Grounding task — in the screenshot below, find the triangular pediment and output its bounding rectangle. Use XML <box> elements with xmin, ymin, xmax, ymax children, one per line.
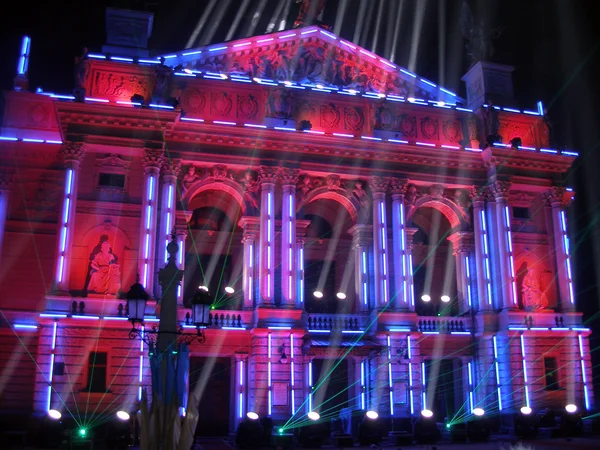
<box><xmin>158</xmin><ymin>26</ymin><xmax>462</xmax><ymax>104</ymax></box>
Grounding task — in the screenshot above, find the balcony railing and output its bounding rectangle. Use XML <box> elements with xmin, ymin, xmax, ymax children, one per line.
<box><xmin>417</xmin><ymin>316</ymin><xmax>471</xmax><ymax>333</ymax></box>
<box><xmin>306</xmin><ymin>314</ymin><xmax>367</xmax><ymax>331</ymax></box>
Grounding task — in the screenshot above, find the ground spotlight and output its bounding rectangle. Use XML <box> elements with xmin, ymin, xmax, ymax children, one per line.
<box><xmin>199</xmin><ymin>285</ymin><xmax>209</xmax><ymax>291</ymax></box>
<box><xmin>246</xmin><ymin>411</ymin><xmax>259</xmax><ymax>420</ymax></box>
<box><xmin>441</xmin><ymin>295</ymin><xmax>451</xmax><ymax>303</ymax></box>
<box><xmin>313</xmin><ymin>290</ymin><xmax>323</xmax><ymax>298</ymax></box>
<box><xmin>236</xmin><ymin>412</ymin><xmax>263</xmax><ymax>449</ymax></box>
<box><xmin>48</xmin><ymin>409</ymin><xmax>62</xmax><ymax>420</ymax></box>
<box><xmin>78</xmin><ymin>428</ymin><xmax>87</xmax><ymax>437</ymax></box>
<box><xmin>421</xmin><ymin>294</ymin><xmax>431</xmax><ymax>302</ymax></box>
<box><xmin>561</xmin><ymin>404</ymin><xmax>583</xmax><ymax>437</ymax></box>
<box><xmin>225</xmin><ymin>286</ymin><xmax>235</xmax><ymax>294</ymax></box>
<box><xmin>565</xmin><ymin>404</ymin><xmax>577</xmax><ymax>413</ymax></box>
<box><xmin>307</xmin><ymin>411</ymin><xmax>320</xmax><ymax>421</ymax></box>
<box><xmin>472</xmin><ymin>407</ymin><xmax>485</xmax><ymax>416</ymax></box>
<box><xmin>467</xmin><ymin>409</ymin><xmax>491</xmax><ymax>442</ymax></box>
<box><xmin>116</xmin><ymin>410</ymin><xmax>130</xmax><ymax>421</ymax></box>
<box><xmin>520</xmin><ymin>406</ymin><xmax>532</xmax><ymax>415</ymax></box>
<box><xmin>366</xmin><ymin>410</ymin><xmax>379</xmax><ymax>420</ymax></box>
<box><xmin>336</xmin><ymin>292</ymin><xmax>346</xmax><ymax>300</ymax></box>
<box><xmin>420</xmin><ymin>409</ymin><xmax>433</xmax><ymax>418</ymax></box>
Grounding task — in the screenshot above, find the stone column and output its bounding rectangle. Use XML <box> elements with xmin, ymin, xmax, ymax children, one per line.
<box><xmin>139</xmin><ymin>148</ymin><xmax>163</xmax><ymax>292</ymax></box>
<box><xmin>280</xmin><ymin>168</ymin><xmax>299</xmax><ymax>307</ymax></box>
<box><xmin>390</xmin><ymin>178</ymin><xmax>409</xmax><ymax>309</ymax></box>
<box><xmin>405</xmin><ymin>227</ymin><xmax>418</xmax><ymax>311</ymax></box>
<box><xmin>54</xmin><ymin>142</ymin><xmax>85</xmax><ymax>291</ymax></box>
<box><xmin>296</xmin><ymin>220</ymin><xmax>310</xmax><ymax>308</ymax></box>
<box><xmin>0</xmin><ymin>174</ymin><xmax>13</xmax><ymax>264</ymax></box>
<box><xmin>447</xmin><ymin>232</ymin><xmax>475</xmax><ymax>314</ymax></box>
<box><xmin>349</xmin><ymin>224</ymin><xmax>372</xmax><ymax>312</ymax></box>
<box><xmin>470</xmin><ymin>187</ymin><xmax>491</xmax><ymax>310</ymax></box>
<box><xmin>544</xmin><ymin>187</ymin><xmax>574</xmax><ymax>310</ymax></box>
<box><xmin>157</xmin><ymin>158</ymin><xmax>181</xmax><ymax>296</ymax></box>
<box><xmin>238</xmin><ymin>217</ymin><xmax>260</xmax><ymax>310</ymax></box>
<box><xmin>258</xmin><ymin>166</ymin><xmax>278</xmax><ymax>305</ymax></box>
<box><xmin>489</xmin><ymin>181</ymin><xmax>515</xmax><ymax>310</ymax></box>
<box><xmin>235</xmin><ymin>353</ymin><xmax>249</xmax><ymax>422</ymax></box>
<box><xmin>370</xmin><ymin>176</ymin><xmax>390</xmax><ymax>309</ymax></box>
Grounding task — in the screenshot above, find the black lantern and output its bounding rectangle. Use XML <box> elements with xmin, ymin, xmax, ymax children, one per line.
<box><xmin>126</xmin><ymin>277</ymin><xmax>149</xmax><ymax>324</ymax></box>
<box><xmin>191</xmin><ymin>288</ymin><xmax>213</xmax><ymax>328</ymax></box>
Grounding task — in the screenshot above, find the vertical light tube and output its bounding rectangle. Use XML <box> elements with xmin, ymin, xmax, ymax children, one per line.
<box><xmin>138</xmin><ymin>326</ymin><xmax>145</xmax><ymax>401</ymax></box>
<box><xmin>520</xmin><ymin>334</ymin><xmax>530</xmax><ymax>408</ymax></box>
<box><xmin>290</xmin><ymin>333</ymin><xmax>295</xmax><ymax>413</ymax></box>
<box><xmin>493</xmin><ymin>335</ymin><xmax>502</xmax><ymax>411</ymax></box>
<box><xmin>360</xmin><ymin>360</ymin><xmax>366</xmax><ymax>409</ymax></box>
<box><xmin>421</xmin><ymin>361</ymin><xmax>427</xmax><ymax>408</ymax></box>
<box><xmin>407</xmin><ymin>335</ymin><xmax>414</xmax><ymax>415</ymax></box>
<box><xmin>308</xmin><ymin>360</ymin><xmax>313</xmax><ymax>412</ymax></box>
<box><xmin>465</xmin><ymin>256</ymin><xmax>473</xmax><ymax>307</ymax></box>
<box><xmin>362</xmin><ymin>250</ymin><xmax>368</xmax><ymax>306</ymax></box>
<box><xmin>268</xmin><ymin>333</ymin><xmax>272</xmax><ymax>415</ymax></box>
<box><xmin>560</xmin><ymin>211</ymin><xmax>575</xmax><ymax>304</ymax></box>
<box><xmin>578</xmin><ymin>334</ymin><xmax>590</xmax><ymax>410</ymax></box>
<box><xmin>468</xmin><ymin>361</ymin><xmax>474</xmax><ymax>412</ymax></box>
<box><xmin>17</xmin><ymin>36</ymin><xmax>30</xmax><ymax>75</ymax></box>
<box><xmin>504</xmin><ymin>206</ymin><xmax>518</xmax><ymax>304</ymax></box>
<box><xmin>46</xmin><ymin>321</ymin><xmax>58</xmax><ymax>411</ymax></box>
<box><xmin>142</xmin><ymin>175</ymin><xmax>155</xmax><ymax>287</ymax></box>
<box><xmin>481</xmin><ymin>210</ymin><xmax>492</xmax><ymax>305</ymax></box>
<box><xmin>238</xmin><ymin>359</ymin><xmax>244</xmax><ymax>419</ymax></box>
<box><xmin>299</xmin><ymin>246</ymin><xmax>304</xmax><ymax>303</ymax></box>
<box><xmin>387</xmin><ymin>335</ymin><xmax>394</xmax><ymax>414</ymax></box>
<box><xmin>380</xmin><ymin>201</ymin><xmax>389</xmax><ymax>303</ymax></box>
<box><xmin>56</xmin><ymin>169</ymin><xmax>74</xmax><ymax>283</ymax></box>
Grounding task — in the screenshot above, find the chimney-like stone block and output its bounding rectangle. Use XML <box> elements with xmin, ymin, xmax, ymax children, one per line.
<box><xmin>102</xmin><ymin>8</ymin><xmax>154</xmax><ymax>57</ymax></box>
<box><xmin>461</xmin><ymin>61</ymin><xmax>515</xmax><ymax>111</ymax></box>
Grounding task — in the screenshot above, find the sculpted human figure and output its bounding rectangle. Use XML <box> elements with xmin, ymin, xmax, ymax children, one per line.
<box><xmin>352</xmin><ymin>182</ymin><xmax>371</xmax><ymax>224</ymax></box>
<box><xmin>182</xmin><ymin>166</ymin><xmax>200</xmax><ymax>193</ymax></box>
<box><xmin>522</xmin><ymin>268</ymin><xmax>548</xmax><ymax>310</ymax></box>
<box><xmin>87</xmin><ymin>239</ymin><xmax>121</xmax><ymax>295</ymax></box>
<box><xmin>241</xmin><ymin>171</ymin><xmax>260</xmax><ymax>215</ymax></box>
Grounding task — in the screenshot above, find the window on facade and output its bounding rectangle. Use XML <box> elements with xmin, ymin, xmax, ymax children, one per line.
<box><xmin>87</xmin><ymin>352</ymin><xmax>108</xmax><ymax>392</ymax></box>
<box><xmin>544</xmin><ymin>356</ymin><xmax>560</xmax><ymax>390</ymax></box>
<box><xmin>513</xmin><ymin>207</ymin><xmax>530</xmax><ymax>220</ymax></box>
<box><xmin>98</xmin><ymin>173</ymin><xmax>125</xmax><ymax>188</ymax></box>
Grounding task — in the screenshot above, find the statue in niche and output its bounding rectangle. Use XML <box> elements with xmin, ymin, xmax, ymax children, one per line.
<box><xmin>480</xmin><ymin>101</ymin><xmax>501</xmax><ymax>146</ymax></box>
<box><xmin>86</xmin><ymin>235</ymin><xmax>121</xmax><ymax>295</ymax></box>
<box><xmin>521</xmin><ymin>268</ymin><xmax>548</xmax><ymax>311</ymax></box>
<box><xmin>352</xmin><ymin>182</ymin><xmax>371</xmax><ymax>224</ymax></box>
<box><xmin>181</xmin><ymin>166</ymin><xmax>200</xmax><ymax>193</ymax></box>
<box><xmin>241</xmin><ymin>170</ymin><xmax>260</xmax><ymax>215</ymax></box>
<box><xmin>152</xmin><ymin>57</ymin><xmax>173</xmax><ymax>104</ymax></box>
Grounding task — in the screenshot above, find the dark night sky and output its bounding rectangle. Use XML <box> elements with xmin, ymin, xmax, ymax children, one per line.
<box><xmin>2</xmin><ymin>0</ymin><xmax>600</xmax><ymax>394</ymax></box>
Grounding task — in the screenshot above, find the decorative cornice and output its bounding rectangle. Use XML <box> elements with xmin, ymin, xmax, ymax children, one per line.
<box><xmin>369</xmin><ymin>176</ymin><xmax>389</xmax><ymax>194</ymax></box>
<box><xmin>429</xmin><ymin>184</ymin><xmax>444</xmax><ymax>198</ymax></box>
<box><xmin>279</xmin><ymin>167</ymin><xmax>300</xmax><ymax>187</ymax></box>
<box><xmin>142</xmin><ymin>148</ymin><xmax>164</xmax><ymax>172</ymax></box>
<box><xmin>325</xmin><ymin>174</ymin><xmax>342</xmax><ymax>191</ymax></box>
<box><xmin>258</xmin><ymin>165</ymin><xmax>278</xmax><ymax>185</ymax></box>
<box><xmin>211</xmin><ymin>164</ymin><xmax>231</xmax><ymax>181</ymax></box>
<box><xmin>489</xmin><ymin>180</ymin><xmax>511</xmax><ymax>200</ymax></box>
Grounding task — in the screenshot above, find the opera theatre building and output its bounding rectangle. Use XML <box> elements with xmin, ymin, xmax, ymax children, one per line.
<box><xmin>0</xmin><ymin>7</ymin><xmax>593</xmax><ymax>444</ymax></box>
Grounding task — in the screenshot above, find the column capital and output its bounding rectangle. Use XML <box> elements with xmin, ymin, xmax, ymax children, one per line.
<box><xmin>349</xmin><ymin>224</ymin><xmax>373</xmax><ymax>247</ymax></box>
<box><xmin>447</xmin><ymin>231</ymin><xmax>475</xmax><ymax>255</ymax></box>
<box><xmin>468</xmin><ymin>185</ymin><xmax>488</xmax><ymax>204</ymax></box>
<box><xmin>279</xmin><ymin>167</ymin><xmax>300</xmax><ymax>187</ymax></box>
<box><xmin>238</xmin><ymin>216</ymin><xmax>261</xmax><ymax>233</ymax></box>
<box><xmin>162</xmin><ymin>157</ymin><xmax>182</xmax><ymax>179</ymax></box>
<box><xmin>389</xmin><ymin>178</ymin><xmax>409</xmax><ymax>197</ymax></box>
<box><xmin>369</xmin><ymin>176</ymin><xmax>389</xmax><ymax>195</ymax></box>
<box><xmin>259</xmin><ymin>165</ymin><xmax>279</xmax><ymax>186</ymax></box>
<box><xmin>543</xmin><ymin>186</ymin><xmax>566</xmax><ymax>207</ymax></box>
<box><xmin>61</xmin><ymin>141</ymin><xmax>86</xmax><ymax>168</ymax></box>
<box><xmin>142</xmin><ymin>148</ymin><xmax>164</xmax><ymax>173</ymax></box>
<box><xmin>489</xmin><ymin>180</ymin><xmax>511</xmax><ymax>201</ymax></box>
<box><xmin>405</xmin><ymin>227</ymin><xmax>419</xmax><ymax>249</ymax></box>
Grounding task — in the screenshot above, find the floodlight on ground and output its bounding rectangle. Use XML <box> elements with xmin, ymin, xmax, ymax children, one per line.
<box><xmin>421</xmin><ymin>294</ymin><xmax>431</xmax><ymax>302</ymax></box>
<box><xmin>421</xmin><ymin>409</ymin><xmax>434</xmax><ymax>418</ymax></box>
<box><xmin>473</xmin><ymin>407</ymin><xmax>485</xmax><ymax>416</ymax></box>
<box><xmin>365</xmin><ymin>410</ymin><xmax>379</xmax><ymax>419</ymax></box>
<box><xmin>225</xmin><ymin>286</ymin><xmax>235</xmax><ymax>294</ymax></box>
<box><xmin>336</xmin><ymin>292</ymin><xmax>346</xmax><ymax>300</ymax></box>
<box><xmin>313</xmin><ymin>290</ymin><xmax>323</xmax><ymax>298</ymax></box>
<box><xmin>565</xmin><ymin>404</ymin><xmax>578</xmax><ymax>413</ymax></box>
<box><xmin>307</xmin><ymin>411</ymin><xmax>320</xmax><ymax>421</ymax></box>
<box><xmin>441</xmin><ymin>295</ymin><xmax>451</xmax><ymax>303</ymax></box>
<box><xmin>520</xmin><ymin>406</ymin><xmax>532</xmax><ymax>415</ymax></box>
<box><xmin>48</xmin><ymin>409</ymin><xmax>62</xmax><ymax>420</ymax></box>
<box><xmin>116</xmin><ymin>410</ymin><xmax>130</xmax><ymax>421</ymax></box>
<box><xmin>198</xmin><ymin>285</ymin><xmax>209</xmax><ymax>291</ymax></box>
<box><xmin>246</xmin><ymin>411</ymin><xmax>259</xmax><ymax>420</ymax></box>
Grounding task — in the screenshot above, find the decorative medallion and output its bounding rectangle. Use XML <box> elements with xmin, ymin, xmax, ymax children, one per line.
<box><xmin>27</xmin><ymin>104</ymin><xmax>49</xmax><ymax>127</ymax></box>
<box><xmin>442</xmin><ymin>120</ymin><xmax>462</xmax><ymax>143</ymax></box>
<box><xmin>320</xmin><ymin>103</ymin><xmax>341</xmax><ymax>128</ymax></box>
<box><xmin>180</xmin><ymin>88</ymin><xmax>206</xmax><ymax>115</ymax></box>
<box><xmin>398</xmin><ymin>115</ymin><xmax>417</xmax><ymax>138</ymax></box>
<box><xmin>420</xmin><ymin>116</ymin><xmax>439</xmax><ymax>140</ymax></box>
<box><xmin>237</xmin><ymin>94</ymin><xmax>259</xmax><ymax>120</ymax></box>
<box><xmin>344</xmin><ymin>106</ymin><xmax>364</xmax><ymax>131</ymax></box>
<box><xmin>372</xmin><ymin>104</ymin><xmax>394</xmax><ymax>130</ymax></box>
<box><xmin>211</xmin><ymin>92</ymin><xmax>233</xmax><ymax>117</ymax></box>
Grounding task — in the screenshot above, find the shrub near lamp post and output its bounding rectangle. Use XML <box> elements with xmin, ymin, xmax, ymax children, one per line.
<box><xmin>125</xmin><ymin>231</ymin><xmax>213</xmax><ymax>450</ymax></box>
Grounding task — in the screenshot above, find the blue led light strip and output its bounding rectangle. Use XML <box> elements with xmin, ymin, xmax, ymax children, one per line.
<box><xmin>493</xmin><ymin>335</ymin><xmax>503</xmax><ymax>411</ymax></box>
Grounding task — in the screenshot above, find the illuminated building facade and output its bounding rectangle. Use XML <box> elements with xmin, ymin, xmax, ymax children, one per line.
<box><xmin>0</xmin><ymin>9</ymin><xmax>593</xmax><ymax>435</ymax></box>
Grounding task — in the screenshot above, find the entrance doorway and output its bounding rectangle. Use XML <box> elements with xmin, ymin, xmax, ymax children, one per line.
<box><xmin>425</xmin><ymin>358</ymin><xmax>463</xmax><ymax>422</ymax></box>
<box><xmin>190</xmin><ymin>356</ymin><xmax>232</xmax><ymax>436</ymax></box>
<box><xmin>311</xmin><ymin>359</ymin><xmax>349</xmax><ymax>417</ymax></box>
